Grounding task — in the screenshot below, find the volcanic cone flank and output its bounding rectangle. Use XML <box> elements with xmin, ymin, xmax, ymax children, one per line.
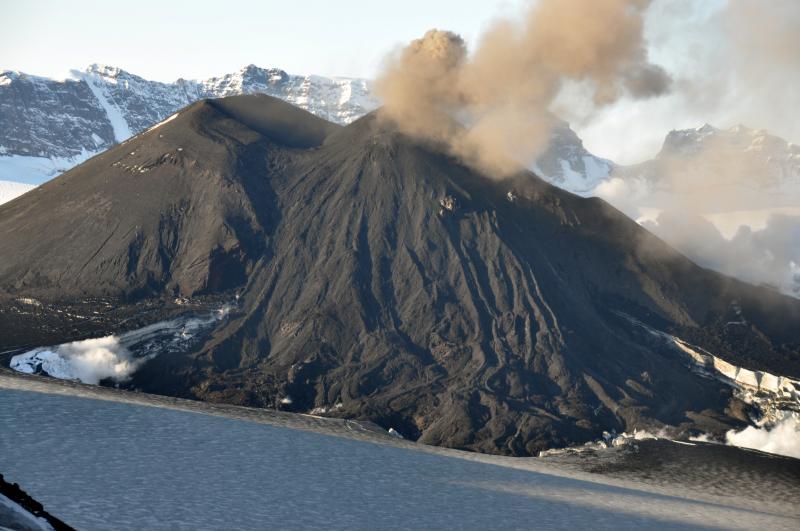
<box><xmin>1</xmin><ymin>95</ymin><xmax>798</xmax><ymax>455</ymax></box>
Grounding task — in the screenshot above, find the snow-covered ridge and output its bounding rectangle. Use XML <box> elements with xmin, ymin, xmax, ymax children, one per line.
<box><xmin>0</xmin><ymin>63</ymin><xmax>610</xmax><ymax>195</ymax></box>
<box><xmin>0</xmin><ymin>64</ymin><xmax>380</xmax><ymax>189</ymax></box>
<box><xmin>534</xmin><ymin>122</ymin><xmax>615</xmax><ymax>194</ymax></box>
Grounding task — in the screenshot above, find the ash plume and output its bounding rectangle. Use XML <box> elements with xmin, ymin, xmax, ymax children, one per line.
<box><xmin>375</xmin><ymin>0</ymin><xmax>671</xmax><ymax>176</ymax></box>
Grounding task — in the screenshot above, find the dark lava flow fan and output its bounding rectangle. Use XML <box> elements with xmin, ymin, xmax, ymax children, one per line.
<box><xmin>0</xmin><ymin>94</ymin><xmax>798</xmax><ymax>455</ymax></box>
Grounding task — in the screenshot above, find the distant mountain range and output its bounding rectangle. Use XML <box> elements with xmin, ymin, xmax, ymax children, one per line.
<box><xmin>0</xmin><ymin>64</ymin><xmax>373</xmax><ymax>185</ymax></box>
<box><xmin>2</xmin><ymin>64</ymin><xmax>799</xmax><ymax>297</ymax></box>
<box><xmin>6</xmin><ymin>64</ymin><xmax>798</xmax><ymax>197</ymax></box>
<box><xmin>0</xmin><ymin>64</ymin><xmax>609</xmax><ymax>191</ymax></box>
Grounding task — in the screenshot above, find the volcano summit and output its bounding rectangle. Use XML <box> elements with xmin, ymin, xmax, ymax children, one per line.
<box><xmin>1</xmin><ymin>94</ymin><xmax>798</xmax><ymax>455</ymax></box>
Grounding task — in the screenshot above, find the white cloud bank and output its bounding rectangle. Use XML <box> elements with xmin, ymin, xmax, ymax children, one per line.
<box><xmin>11</xmin><ymin>336</ymin><xmax>140</xmax><ymax>385</ymax></box>
<box><xmin>577</xmin><ymin>0</ymin><xmax>800</xmax><ymax>164</ymax></box>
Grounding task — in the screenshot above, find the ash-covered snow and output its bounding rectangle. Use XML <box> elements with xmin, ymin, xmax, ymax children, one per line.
<box><xmin>617</xmin><ymin>311</ymin><xmax>800</xmax><ymax>458</ymax></box>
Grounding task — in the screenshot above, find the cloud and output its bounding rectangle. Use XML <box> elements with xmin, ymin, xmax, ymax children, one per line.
<box><xmin>725</xmin><ymin>417</ymin><xmax>800</xmax><ymax>459</ymax></box>
<box><xmin>11</xmin><ymin>336</ymin><xmax>142</xmax><ymax>385</ymax></box>
<box><xmin>577</xmin><ymin>0</ymin><xmax>800</xmax><ymax>164</ymax></box>
<box><xmin>592</xmin><ymin>122</ymin><xmax>800</xmax><ymax>298</ymax></box>
<box><xmin>639</xmin><ymin>212</ymin><xmax>800</xmax><ymax>297</ymax></box>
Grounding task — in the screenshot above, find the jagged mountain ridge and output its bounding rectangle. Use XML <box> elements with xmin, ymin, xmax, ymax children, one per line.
<box><xmin>618</xmin><ymin>123</ymin><xmax>800</xmax><ymax>196</ymax></box>
<box><xmin>0</xmin><ymin>64</ymin><xmax>603</xmax><ymax>190</ymax></box>
<box><xmin>1</xmin><ymin>94</ymin><xmax>798</xmax><ymax>456</ymax></box>
<box><xmin>3</xmin><ymin>65</ymin><xmax>800</xmax><ymax>198</ymax></box>
<box><xmin>533</xmin><ymin>124</ymin><xmax>613</xmax><ymax>194</ymax></box>
<box><xmin>0</xmin><ymin>64</ymin><xmax>374</xmax><ymax>185</ymax></box>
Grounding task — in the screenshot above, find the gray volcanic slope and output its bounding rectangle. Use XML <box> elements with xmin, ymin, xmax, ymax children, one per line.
<box><xmin>0</xmin><ymin>94</ymin><xmax>799</xmax><ymax>455</ymax></box>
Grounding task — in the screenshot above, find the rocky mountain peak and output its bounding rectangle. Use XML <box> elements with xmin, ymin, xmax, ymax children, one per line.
<box><xmin>85</xmin><ymin>63</ymin><xmax>124</xmax><ymax>77</ymax></box>
<box><xmin>238</xmin><ymin>64</ymin><xmax>289</xmax><ymax>84</ymax></box>
<box><xmin>661</xmin><ymin>122</ymin><xmax>797</xmax><ymax>158</ymax></box>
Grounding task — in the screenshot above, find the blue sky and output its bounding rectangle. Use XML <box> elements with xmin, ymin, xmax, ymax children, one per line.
<box><xmin>1</xmin><ymin>0</ymin><xmax>526</xmax><ymax>81</ymax></box>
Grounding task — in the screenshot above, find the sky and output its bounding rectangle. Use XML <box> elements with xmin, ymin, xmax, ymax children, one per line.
<box><xmin>1</xmin><ymin>0</ymin><xmax>797</xmax><ymax>164</ymax></box>
<box><xmin>0</xmin><ymin>0</ymin><xmax>526</xmax><ymax>81</ymax></box>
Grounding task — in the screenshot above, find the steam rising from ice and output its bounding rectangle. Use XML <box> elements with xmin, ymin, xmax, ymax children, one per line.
<box><xmin>11</xmin><ymin>306</ymin><xmax>230</xmax><ymax>385</ymax></box>
<box><xmin>12</xmin><ymin>337</ymin><xmax>139</xmax><ymax>385</ymax></box>
<box><xmin>725</xmin><ymin>417</ymin><xmax>800</xmax><ymax>459</ymax></box>
<box><xmin>691</xmin><ymin>416</ymin><xmax>800</xmax><ymax>459</ymax></box>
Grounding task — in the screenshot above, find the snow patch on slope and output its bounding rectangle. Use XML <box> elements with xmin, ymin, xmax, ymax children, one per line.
<box><xmin>144</xmin><ymin>112</ymin><xmax>179</xmax><ymax>133</ymax></box>
<box><xmin>0</xmin><ymin>151</ymin><xmax>97</xmax><ymax>185</ymax></box>
<box><xmin>82</xmin><ymin>72</ymin><xmax>132</xmax><ymax>142</ymax></box>
<box><xmin>0</xmin><ymin>179</ymin><xmax>35</xmax><ymax>205</ymax></box>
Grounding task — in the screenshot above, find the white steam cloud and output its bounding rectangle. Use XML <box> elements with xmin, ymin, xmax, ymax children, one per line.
<box><xmin>641</xmin><ymin>213</ymin><xmax>800</xmax><ymax>297</ymax></box>
<box><xmin>725</xmin><ymin>417</ymin><xmax>800</xmax><ymax>459</ymax></box>
<box><xmin>11</xmin><ymin>306</ymin><xmax>231</xmax><ymax>385</ymax></box>
<box><xmin>593</xmin><ymin>123</ymin><xmax>800</xmax><ymax>298</ymax></box>
<box><xmin>11</xmin><ymin>336</ymin><xmax>140</xmax><ymax>385</ymax></box>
